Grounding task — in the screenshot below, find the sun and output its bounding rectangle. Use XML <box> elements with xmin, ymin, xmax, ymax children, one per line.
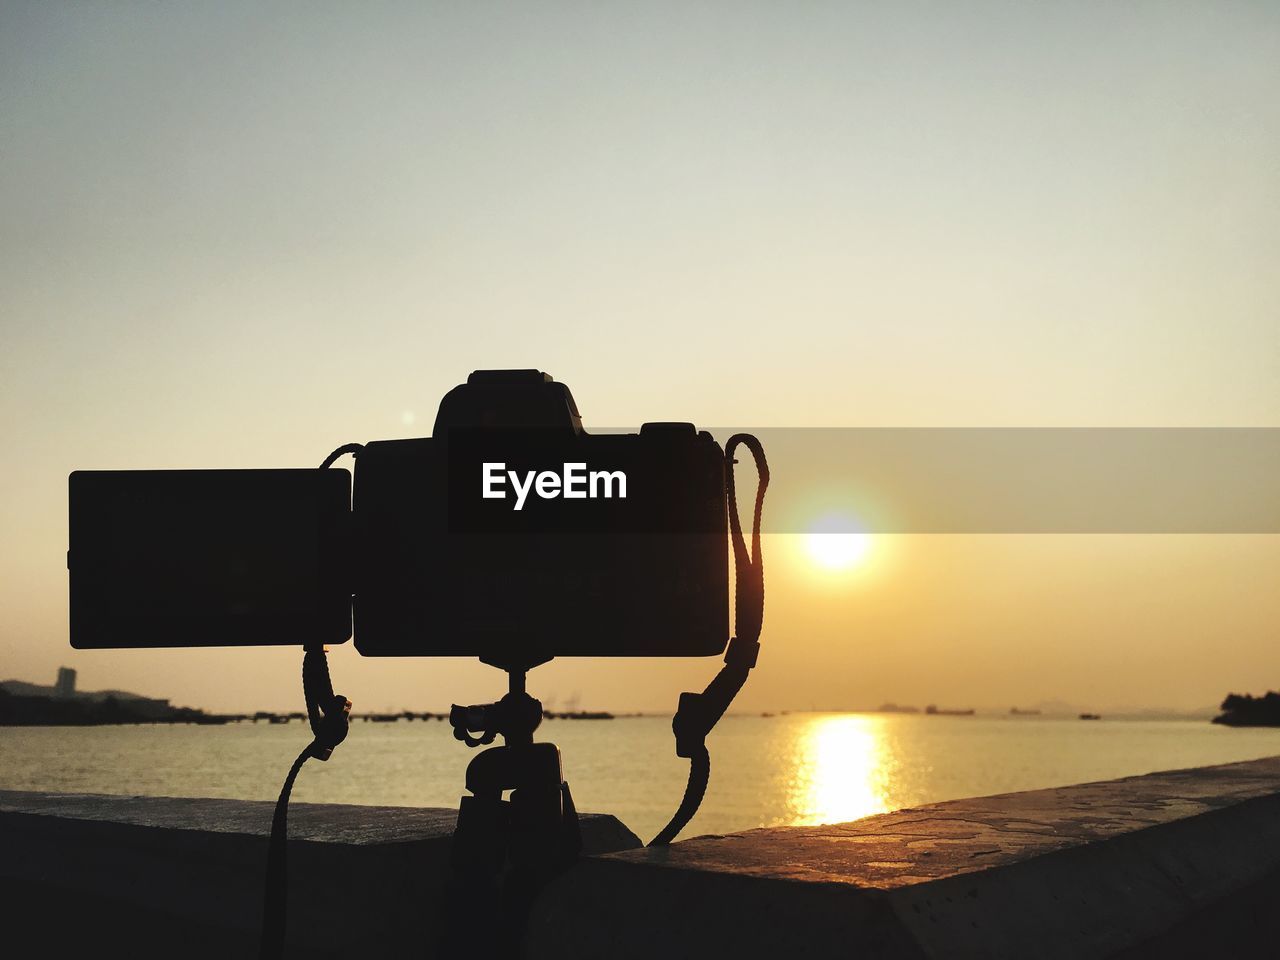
<box><xmin>804</xmin><ymin>516</ymin><xmax>873</xmax><ymax>572</ymax></box>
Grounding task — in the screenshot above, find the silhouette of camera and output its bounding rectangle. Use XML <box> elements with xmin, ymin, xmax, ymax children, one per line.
<box><xmin>69</xmin><ymin>370</ymin><xmax>730</xmax><ymax>662</ymax></box>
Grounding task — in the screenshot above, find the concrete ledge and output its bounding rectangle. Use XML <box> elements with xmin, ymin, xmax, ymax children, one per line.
<box><xmin>528</xmin><ymin>757</ymin><xmax>1280</xmax><ymax>959</ymax></box>
<box><xmin>6</xmin><ymin>758</ymin><xmax>1280</xmax><ymax>957</ymax></box>
<box><xmin>0</xmin><ymin>790</ymin><xmax>639</xmax><ymax>957</ymax></box>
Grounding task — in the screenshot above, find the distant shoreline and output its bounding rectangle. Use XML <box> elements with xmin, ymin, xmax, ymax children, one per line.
<box><xmin>1</xmin><ymin>707</ymin><xmax>1225</xmax><ymax>727</ymax></box>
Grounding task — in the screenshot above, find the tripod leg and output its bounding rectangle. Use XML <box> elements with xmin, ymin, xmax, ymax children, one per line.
<box><xmin>560</xmin><ymin>781</ymin><xmax>583</xmax><ymax>861</ymax></box>
<box><xmin>501</xmin><ymin>778</ymin><xmax>577</xmax><ymax>957</ymax></box>
<box><xmin>451</xmin><ymin>794</ymin><xmax>510</xmax><ymax>882</ymax></box>
<box><xmin>508</xmin><ymin>781</ymin><xmax>564</xmax><ymax>875</ymax></box>
<box><xmin>442</xmin><ymin>794</ymin><xmax>511</xmax><ymax>956</ymax></box>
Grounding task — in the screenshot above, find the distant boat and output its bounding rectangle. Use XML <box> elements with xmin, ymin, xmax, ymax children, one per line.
<box><xmin>926</xmin><ymin>704</ymin><xmax>975</xmax><ymax>716</ymax></box>
<box><xmin>876</xmin><ymin>702</ymin><xmax>921</xmax><ymax>714</ymax></box>
<box><xmin>1079</xmin><ymin>713</ymin><xmax>1102</xmax><ymax>720</ymax></box>
<box><xmin>1010</xmin><ymin>707</ymin><xmax>1042</xmax><ymax>716</ymax></box>
<box><xmin>760</xmin><ymin>712</ymin><xmax>775</xmax><ymax>718</ymax></box>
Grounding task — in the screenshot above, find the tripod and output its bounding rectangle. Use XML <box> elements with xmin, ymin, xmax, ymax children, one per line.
<box><xmin>445</xmin><ymin>657</ymin><xmax>582</xmax><ymax>953</ymax></box>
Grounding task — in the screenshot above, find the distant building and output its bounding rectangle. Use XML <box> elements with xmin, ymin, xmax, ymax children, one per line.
<box><xmin>0</xmin><ymin>668</ymin><xmax>169</xmax><ymax>716</ymax></box>
<box><xmin>55</xmin><ymin>667</ymin><xmax>76</xmax><ymax>699</ymax></box>
<box><xmin>0</xmin><ymin>666</ymin><xmax>198</xmax><ymax>725</ymax></box>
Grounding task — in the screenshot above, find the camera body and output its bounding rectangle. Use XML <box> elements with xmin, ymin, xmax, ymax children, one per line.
<box><xmin>69</xmin><ymin>370</ymin><xmax>730</xmax><ymax>661</ymax></box>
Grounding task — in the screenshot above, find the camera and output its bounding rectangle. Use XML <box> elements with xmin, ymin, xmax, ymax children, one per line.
<box><xmin>69</xmin><ymin>370</ymin><xmax>729</xmax><ymax>664</ymax></box>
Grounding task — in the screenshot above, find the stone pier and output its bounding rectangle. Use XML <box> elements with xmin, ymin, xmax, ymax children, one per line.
<box><xmin>5</xmin><ymin>757</ymin><xmax>1280</xmax><ymax>957</ymax></box>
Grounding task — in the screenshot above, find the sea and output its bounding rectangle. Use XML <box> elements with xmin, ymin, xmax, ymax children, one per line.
<box><xmin>3</xmin><ymin>713</ymin><xmax>1279</xmax><ymax>842</ymax></box>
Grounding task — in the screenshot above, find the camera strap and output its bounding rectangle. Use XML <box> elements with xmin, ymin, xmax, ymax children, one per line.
<box><xmin>258</xmin><ymin>445</ymin><xmax>360</xmax><ymax>960</ymax></box>
<box><xmin>650</xmin><ymin>433</ymin><xmax>768</xmax><ymax>846</ymax></box>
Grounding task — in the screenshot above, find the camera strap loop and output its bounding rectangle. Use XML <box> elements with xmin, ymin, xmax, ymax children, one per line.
<box><xmin>259</xmin><ymin>646</ymin><xmax>352</xmax><ymax>959</ymax></box>
<box><xmin>259</xmin><ymin>445</ymin><xmax>361</xmax><ymax>960</ymax></box>
<box><xmin>650</xmin><ymin>433</ymin><xmax>768</xmax><ymax>846</ymax></box>
<box><xmin>302</xmin><ymin>645</ymin><xmax>352</xmax><ymax>761</ymax></box>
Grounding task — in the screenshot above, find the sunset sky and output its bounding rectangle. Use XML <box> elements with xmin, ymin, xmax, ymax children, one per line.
<box><xmin>2</xmin><ymin>2</ymin><xmax>1277</xmax><ymax>713</ymax></box>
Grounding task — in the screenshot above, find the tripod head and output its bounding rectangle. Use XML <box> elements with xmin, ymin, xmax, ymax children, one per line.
<box><xmin>450</xmin><ymin>663</ymin><xmax>546</xmax><ymax>749</ymax></box>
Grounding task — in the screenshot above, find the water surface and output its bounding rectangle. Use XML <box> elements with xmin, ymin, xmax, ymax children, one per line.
<box><xmin>3</xmin><ymin>713</ymin><xmax>1277</xmax><ymax>841</ymax></box>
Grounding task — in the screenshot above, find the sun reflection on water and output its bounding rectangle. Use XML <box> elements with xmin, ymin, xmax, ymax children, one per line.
<box><xmin>787</xmin><ymin>714</ymin><xmax>891</xmax><ymax>826</ymax></box>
